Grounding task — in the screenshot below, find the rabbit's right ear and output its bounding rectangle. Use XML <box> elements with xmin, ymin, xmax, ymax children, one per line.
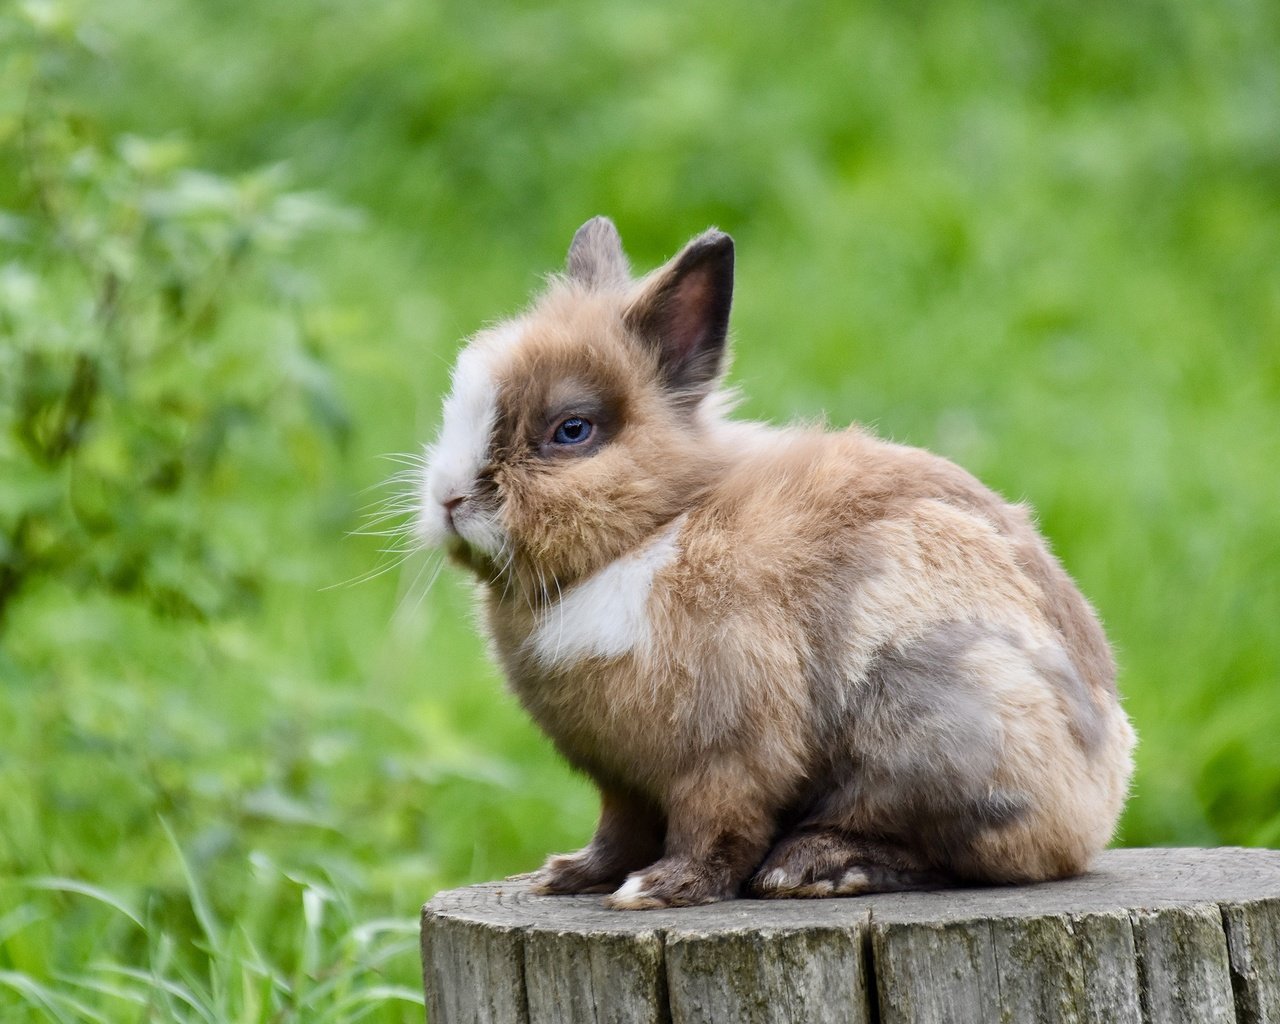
<box><xmin>567</xmin><ymin>216</ymin><xmax>631</xmax><ymax>289</ymax></box>
<box><xmin>624</xmin><ymin>229</ymin><xmax>734</xmax><ymax>403</ymax></box>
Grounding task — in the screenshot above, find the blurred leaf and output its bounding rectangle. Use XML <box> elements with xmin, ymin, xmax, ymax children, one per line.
<box><xmin>241</xmin><ymin>787</ymin><xmax>335</xmax><ymax>831</ymax></box>
<box><xmin>25</xmin><ymin>878</ymin><xmax>144</xmax><ymax>930</ymax></box>
<box><xmin>0</xmin><ymin>16</ymin><xmax>351</xmax><ymax>637</ymax></box>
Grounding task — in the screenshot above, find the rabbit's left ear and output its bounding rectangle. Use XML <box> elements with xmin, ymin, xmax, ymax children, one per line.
<box><xmin>567</xmin><ymin>216</ymin><xmax>631</xmax><ymax>288</ymax></box>
<box><xmin>625</xmin><ymin>229</ymin><xmax>734</xmax><ymax>401</ymax></box>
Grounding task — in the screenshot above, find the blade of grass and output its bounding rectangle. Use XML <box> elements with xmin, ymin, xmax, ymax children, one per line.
<box><xmin>158</xmin><ymin>817</ymin><xmax>223</xmax><ymax>953</ymax></box>
<box><xmin>26</xmin><ymin>878</ymin><xmax>144</xmax><ymax>931</ymax></box>
<box><xmin>93</xmin><ymin>963</ymin><xmax>215</xmax><ymax>1024</ymax></box>
<box><xmin>0</xmin><ymin>968</ymin><xmax>106</xmax><ymax>1024</ymax></box>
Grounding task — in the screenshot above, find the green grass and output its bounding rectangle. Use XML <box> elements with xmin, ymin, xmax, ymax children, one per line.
<box><xmin>2</xmin><ymin>0</ymin><xmax>1279</xmax><ymax>1019</ymax></box>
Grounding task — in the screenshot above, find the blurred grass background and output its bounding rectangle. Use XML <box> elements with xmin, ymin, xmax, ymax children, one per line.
<box><xmin>1</xmin><ymin>0</ymin><xmax>1278</xmax><ymax>1019</ymax></box>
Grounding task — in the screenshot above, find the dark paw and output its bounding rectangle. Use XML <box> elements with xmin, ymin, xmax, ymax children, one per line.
<box><xmin>531</xmin><ymin>849</ymin><xmax>625</xmax><ymax>895</ymax></box>
<box><xmin>604</xmin><ymin>856</ymin><xmax>734</xmax><ymax>910</ymax></box>
<box><xmin>750</xmin><ymin>831</ymin><xmax>947</xmax><ymax>898</ymax></box>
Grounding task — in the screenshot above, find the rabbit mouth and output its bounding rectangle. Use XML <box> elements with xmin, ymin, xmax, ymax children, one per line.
<box><xmin>444</xmin><ymin>532</ymin><xmax>504</xmax><ymax>581</ymax></box>
<box><xmin>443</xmin><ymin>508</ymin><xmax>508</xmax><ymax>570</ymax></box>
<box><xmin>444</xmin><ymin>533</ymin><xmax>473</xmax><ymax>559</ymax></box>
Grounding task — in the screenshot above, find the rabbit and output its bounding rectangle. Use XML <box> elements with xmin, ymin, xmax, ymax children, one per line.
<box><xmin>415</xmin><ymin>216</ymin><xmax>1136</xmax><ymax>909</ymax></box>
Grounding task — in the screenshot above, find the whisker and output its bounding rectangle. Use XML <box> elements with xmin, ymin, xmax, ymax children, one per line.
<box><xmin>389</xmin><ymin>554</ymin><xmax>434</xmax><ymax>622</ymax></box>
<box><xmin>354</xmin><ymin>472</ymin><xmax>422</xmax><ymax>497</ymax></box>
<box><xmin>377</xmin><ymin>450</ymin><xmax>430</xmax><ymax>467</ymax></box>
<box><xmin>357</xmin><ymin>501</ymin><xmax>418</xmax><ymax>518</ymax></box>
<box><xmin>355</xmin><ymin>488</ymin><xmax>420</xmax><ymax>509</ymax></box>
<box><xmin>370</xmin><ymin>473</ymin><xmax>422</xmax><ymax>491</ymax></box>
<box><xmin>352</xmin><ymin>510</ymin><xmax>417</xmax><ymax>533</ymax></box>
<box><xmin>348</xmin><ymin>522</ymin><xmax>416</xmax><ymax>540</ymax></box>
<box><xmin>515</xmin><ymin>552</ymin><xmax>536</xmax><ymax>619</ymax></box>
<box><xmin>348</xmin><ymin>528</ymin><xmax>415</xmax><ymax>541</ymax></box>
<box><xmin>353</xmin><ymin>504</ymin><xmax>416</xmax><ymax>522</ymax></box>
<box><xmin>320</xmin><ymin>548</ymin><xmax>414</xmax><ymax>591</ymax></box>
<box><xmin>553</xmin><ymin>573</ymin><xmax>566</xmax><ymax>664</ymax></box>
<box><xmin>375</xmin><ymin>542</ymin><xmax>418</xmax><ymax>555</ymax></box>
<box><xmin>411</xmin><ymin>558</ymin><xmax>446</xmax><ymax>615</ymax></box>
<box><xmin>535</xmin><ymin>564</ymin><xmax>551</xmax><ymax>612</ymax></box>
<box><xmin>392</xmin><ymin>552</ymin><xmax>445</xmax><ymax>625</ymax></box>
<box><xmin>494</xmin><ymin>547</ymin><xmax>519</xmax><ymax>607</ymax></box>
<box><xmin>489</xmin><ymin>543</ymin><xmax>514</xmax><ymax>594</ymax></box>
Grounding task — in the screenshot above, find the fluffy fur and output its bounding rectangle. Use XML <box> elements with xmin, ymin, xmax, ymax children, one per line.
<box><xmin>416</xmin><ymin>217</ymin><xmax>1136</xmax><ymax>909</ymax></box>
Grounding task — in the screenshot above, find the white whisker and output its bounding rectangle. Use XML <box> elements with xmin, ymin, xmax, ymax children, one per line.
<box><xmin>392</xmin><ymin>552</ymin><xmax>445</xmax><ymax>625</ymax></box>
<box><xmin>553</xmin><ymin>573</ymin><xmax>566</xmax><ymax>666</ymax></box>
<box><xmin>352</xmin><ymin>510</ymin><xmax>416</xmax><ymax>532</ymax></box>
<box><xmin>377</xmin><ymin>450</ymin><xmax>430</xmax><ymax>467</ymax></box>
<box><xmin>320</xmin><ymin>548</ymin><xmax>414</xmax><ymax>591</ymax></box>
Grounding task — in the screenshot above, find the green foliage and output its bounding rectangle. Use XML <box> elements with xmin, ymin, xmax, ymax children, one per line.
<box><xmin>0</xmin><ymin>0</ymin><xmax>1278</xmax><ymax>1020</ymax></box>
<box><xmin>0</xmin><ymin>6</ymin><xmax>351</xmax><ymax>632</ymax></box>
<box><xmin>4</xmin><ymin>860</ymin><xmax>421</xmax><ymax>1024</ymax></box>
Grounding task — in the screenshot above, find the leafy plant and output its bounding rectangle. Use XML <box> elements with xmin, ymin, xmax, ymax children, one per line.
<box><xmin>0</xmin><ymin>3</ymin><xmax>353</xmax><ymax>635</ymax></box>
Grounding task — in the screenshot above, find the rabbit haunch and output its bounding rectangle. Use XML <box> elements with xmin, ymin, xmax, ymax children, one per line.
<box><xmin>417</xmin><ymin>217</ymin><xmax>1136</xmax><ymax>909</ymax></box>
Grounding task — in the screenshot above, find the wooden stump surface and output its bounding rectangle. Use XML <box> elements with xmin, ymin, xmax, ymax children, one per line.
<box><xmin>421</xmin><ymin>847</ymin><xmax>1280</xmax><ymax>1024</ymax></box>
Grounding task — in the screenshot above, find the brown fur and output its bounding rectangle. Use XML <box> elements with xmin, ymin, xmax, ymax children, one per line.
<box><xmin>419</xmin><ymin>218</ymin><xmax>1136</xmax><ymax>908</ymax></box>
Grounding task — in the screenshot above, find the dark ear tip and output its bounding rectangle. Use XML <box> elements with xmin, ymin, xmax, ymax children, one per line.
<box><xmin>695</xmin><ymin>228</ymin><xmax>733</xmax><ymax>251</ymax></box>
<box><xmin>678</xmin><ymin>229</ymin><xmax>734</xmax><ymax>270</ymax></box>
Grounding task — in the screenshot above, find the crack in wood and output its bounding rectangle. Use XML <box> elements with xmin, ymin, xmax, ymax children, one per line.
<box><xmin>422</xmin><ymin>849</ymin><xmax>1280</xmax><ymax>1023</ymax></box>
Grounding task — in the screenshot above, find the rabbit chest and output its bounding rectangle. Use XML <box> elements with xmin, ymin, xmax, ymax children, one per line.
<box><xmin>484</xmin><ymin>512</ymin><xmax>818</xmax><ymax>799</ymax></box>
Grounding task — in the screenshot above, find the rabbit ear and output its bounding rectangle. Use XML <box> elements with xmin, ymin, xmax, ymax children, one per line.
<box><xmin>567</xmin><ymin>216</ymin><xmax>631</xmax><ymax>288</ymax></box>
<box><xmin>625</xmin><ymin>229</ymin><xmax>734</xmax><ymax>401</ymax></box>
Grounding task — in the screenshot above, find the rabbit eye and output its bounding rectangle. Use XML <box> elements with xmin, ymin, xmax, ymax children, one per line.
<box><xmin>551</xmin><ymin>416</ymin><xmax>593</xmax><ymax>446</ymax></box>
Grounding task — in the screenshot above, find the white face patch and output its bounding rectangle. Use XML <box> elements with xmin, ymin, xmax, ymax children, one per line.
<box><xmin>528</xmin><ymin>517</ymin><xmax>684</xmax><ymax>669</ymax></box>
<box><xmin>417</xmin><ymin>323</ymin><xmax>523</xmax><ymax>554</ymax></box>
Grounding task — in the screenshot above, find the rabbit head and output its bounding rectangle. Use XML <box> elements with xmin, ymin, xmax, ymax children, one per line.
<box><xmin>418</xmin><ymin>217</ymin><xmax>736</xmax><ymax>598</ymax></box>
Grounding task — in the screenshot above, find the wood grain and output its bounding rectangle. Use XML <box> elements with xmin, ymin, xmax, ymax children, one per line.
<box><xmin>421</xmin><ymin>848</ymin><xmax>1280</xmax><ymax>1023</ymax></box>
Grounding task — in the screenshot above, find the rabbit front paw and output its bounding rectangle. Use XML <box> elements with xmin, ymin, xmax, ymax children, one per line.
<box><xmin>604</xmin><ymin>857</ymin><xmax>733</xmax><ymax>910</ymax></box>
<box><xmin>532</xmin><ymin>848</ymin><xmax>627</xmax><ymax>895</ymax></box>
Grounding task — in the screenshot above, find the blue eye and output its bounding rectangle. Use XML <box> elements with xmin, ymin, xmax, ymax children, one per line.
<box><xmin>552</xmin><ymin>416</ymin><xmax>593</xmax><ymax>445</ymax></box>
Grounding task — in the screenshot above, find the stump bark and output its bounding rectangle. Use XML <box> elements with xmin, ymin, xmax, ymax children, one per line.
<box><xmin>420</xmin><ymin>847</ymin><xmax>1280</xmax><ymax>1024</ymax></box>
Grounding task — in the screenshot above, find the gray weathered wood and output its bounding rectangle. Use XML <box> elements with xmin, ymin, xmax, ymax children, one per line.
<box><xmin>872</xmin><ymin>918</ymin><xmax>999</xmax><ymax>1024</ymax></box>
<box><xmin>1222</xmin><ymin>897</ymin><xmax>1280</xmax><ymax>1024</ymax></box>
<box><xmin>524</xmin><ymin>928</ymin><xmax>665</xmax><ymax>1024</ymax></box>
<box><xmin>872</xmin><ymin>909</ymin><xmax>1145</xmax><ymax>1024</ymax></box>
<box><xmin>665</xmin><ymin>924</ymin><xmax>866</xmax><ymax>1024</ymax></box>
<box><xmin>1069</xmin><ymin>910</ymin><xmax>1144</xmax><ymax>1022</ymax></box>
<box><xmin>420</xmin><ymin>914</ymin><xmax>528</xmax><ymax>1024</ymax></box>
<box><xmin>1131</xmin><ymin>903</ymin><xmax>1236</xmax><ymax>1024</ymax></box>
<box><xmin>422</xmin><ymin>848</ymin><xmax>1280</xmax><ymax>1024</ymax></box>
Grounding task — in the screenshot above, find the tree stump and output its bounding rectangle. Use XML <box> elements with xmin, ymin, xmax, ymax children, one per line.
<box><xmin>421</xmin><ymin>847</ymin><xmax>1280</xmax><ymax>1024</ymax></box>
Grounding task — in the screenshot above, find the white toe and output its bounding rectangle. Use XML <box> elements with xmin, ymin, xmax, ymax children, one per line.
<box><xmin>613</xmin><ymin>874</ymin><xmax>647</xmax><ymax>900</ymax></box>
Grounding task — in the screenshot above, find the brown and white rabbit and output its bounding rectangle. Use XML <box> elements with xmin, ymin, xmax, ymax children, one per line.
<box><xmin>416</xmin><ymin>217</ymin><xmax>1135</xmax><ymax>909</ymax></box>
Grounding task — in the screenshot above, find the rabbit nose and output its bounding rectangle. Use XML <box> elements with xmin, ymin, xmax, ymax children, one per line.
<box><xmin>442</xmin><ymin>494</ymin><xmax>465</xmax><ymax>529</ymax></box>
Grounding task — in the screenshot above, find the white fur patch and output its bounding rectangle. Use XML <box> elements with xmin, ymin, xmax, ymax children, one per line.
<box><xmin>417</xmin><ymin>323</ymin><xmax>522</xmax><ymax>552</ymax></box>
<box><xmin>615</xmin><ymin>874</ymin><xmax>646</xmax><ymax>899</ymax></box>
<box><xmin>529</xmin><ymin>518</ymin><xmax>684</xmax><ymax>669</ymax></box>
<box><xmin>606</xmin><ymin>870</ymin><xmax>650</xmax><ymax>906</ymax></box>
